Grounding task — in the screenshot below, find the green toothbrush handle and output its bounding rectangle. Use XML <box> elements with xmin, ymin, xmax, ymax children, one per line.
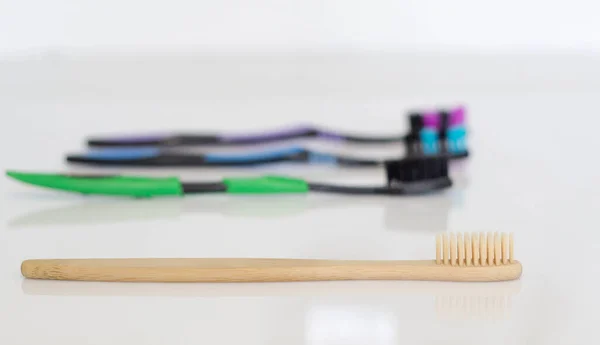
<box><xmin>6</xmin><ymin>171</ymin><xmax>309</xmax><ymax>197</ymax></box>
<box><xmin>6</xmin><ymin>171</ymin><xmax>183</xmax><ymax>197</ymax></box>
<box><xmin>223</xmin><ymin>176</ymin><xmax>309</xmax><ymax>194</ymax></box>
<box><xmin>71</xmin><ymin>176</ymin><xmax>184</xmax><ymax>197</ymax></box>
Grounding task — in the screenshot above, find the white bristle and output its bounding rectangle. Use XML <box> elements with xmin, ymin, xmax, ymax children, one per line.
<box><xmin>436</xmin><ymin>234</ymin><xmax>442</xmax><ymax>264</ymax></box>
<box><xmin>480</xmin><ymin>232</ymin><xmax>487</xmax><ymax>266</ymax></box>
<box><xmin>472</xmin><ymin>233</ymin><xmax>479</xmax><ymax>266</ymax></box>
<box><xmin>436</xmin><ymin>232</ymin><xmax>516</xmax><ymax>266</ymax></box>
<box><xmin>502</xmin><ymin>233</ymin><xmax>509</xmax><ymax>265</ymax></box>
<box><xmin>457</xmin><ymin>233</ymin><xmax>465</xmax><ymax>266</ymax></box>
<box><xmin>450</xmin><ymin>234</ymin><xmax>457</xmax><ymax>266</ymax></box>
<box><xmin>465</xmin><ymin>233</ymin><xmax>472</xmax><ymax>267</ymax></box>
<box><xmin>487</xmin><ymin>232</ymin><xmax>495</xmax><ymax>266</ymax></box>
<box><xmin>443</xmin><ymin>233</ymin><xmax>450</xmax><ymax>265</ymax></box>
<box><xmin>509</xmin><ymin>233</ymin><xmax>514</xmax><ymax>263</ymax></box>
<box><xmin>495</xmin><ymin>232</ymin><xmax>502</xmax><ymax>265</ymax></box>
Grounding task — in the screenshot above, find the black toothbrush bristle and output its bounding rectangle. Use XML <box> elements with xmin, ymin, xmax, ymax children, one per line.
<box><xmin>384</xmin><ymin>156</ymin><xmax>451</xmax><ymax>193</ymax></box>
<box><xmin>385</xmin><ymin>156</ymin><xmax>448</xmax><ymax>182</ymax></box>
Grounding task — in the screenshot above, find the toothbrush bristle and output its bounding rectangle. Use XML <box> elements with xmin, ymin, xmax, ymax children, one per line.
<box><xmin>465</xmin><ymin>233</ymin><xmax>472</xmax><ymax>267</ymax></box>
<box><xmin>436</xmin><ymin>232</ymin><xmax>515</xmax><ymax>266</ymax></box>
<box><xmin>472</xmin><ymin>233</ymin><xmax>479</xmax><ymax>266</ymax></box>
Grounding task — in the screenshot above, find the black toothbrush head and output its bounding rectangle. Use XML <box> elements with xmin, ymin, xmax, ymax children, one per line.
<box><xmin>438</xmin><ymin>110</ymin><xmax>450</xmax><ymax>139</ymax></box>
<box><xmin>408</xmin><ymin>113</ymin><xmax>425</xmax><ymax>134</ymax></box>
<box><xmin>384</xmin><ymin>156</ymin><xmax>452</xmax><ymax>194</ymax></box>
<box><xmin>405</xmin><ymin>113</ymin><xmax>424</xmax><ymax>156</ymax></box>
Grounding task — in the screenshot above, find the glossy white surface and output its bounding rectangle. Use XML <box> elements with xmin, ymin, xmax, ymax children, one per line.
<box><xmin>1</xmin><ymin>54</ymin><xmax>599</xmax><ymax>344</ymax></box>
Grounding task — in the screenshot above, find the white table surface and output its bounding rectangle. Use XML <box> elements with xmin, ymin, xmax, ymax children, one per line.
<box><xmin>1</xmin><ymin>53</ymin><xmax>599</xmax><ymax>344</ymax></box>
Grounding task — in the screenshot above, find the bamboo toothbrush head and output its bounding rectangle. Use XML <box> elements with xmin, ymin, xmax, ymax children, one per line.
<box><xmin>436</xmin><ymin>232</ymin><xmax>515</xmax><ymax>267</ymax></box>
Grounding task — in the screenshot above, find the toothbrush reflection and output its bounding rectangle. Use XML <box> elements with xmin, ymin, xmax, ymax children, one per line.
<box><xmin>8</xmin><ymin>162</ymin><xmax>468</xmax><ymax>231</ymax></box>
<box><xmin>8</xmin><ymin>192</ymin><xmax>459</xmax><ymax>232</ymax></box>
<box><xmin>21</xmin><ymin>279</ymin><xmax>520</xmax><ymax>322</ymax></box>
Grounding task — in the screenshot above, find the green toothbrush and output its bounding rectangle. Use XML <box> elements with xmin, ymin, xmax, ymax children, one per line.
<box><xmin>6</xmin><ymin>156</ymin><xmax>452</xmax><ymax>198</ymax></box>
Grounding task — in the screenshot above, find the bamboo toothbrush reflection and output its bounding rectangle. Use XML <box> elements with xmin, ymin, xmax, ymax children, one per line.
<box><xmin>21</xmin><ymin>279</ymin><xmax>520</xmax><ymax>321</ymax></box>
<box><xmin>7</xmin><ymin>192</ymin><xmax>459</xmax><ymax>232</ymax></box>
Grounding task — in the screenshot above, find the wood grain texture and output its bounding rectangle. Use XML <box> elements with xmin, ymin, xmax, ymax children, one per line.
<box><xmin>21</xmin><ymin>258</ymin><xmax>522</xmax><ymax>282</ymax></box>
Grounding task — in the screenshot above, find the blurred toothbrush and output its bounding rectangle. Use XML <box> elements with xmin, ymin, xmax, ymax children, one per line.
<box><xmin>7</xmin><ymin>156</ymin><xmax>452</xmax><ymax>198</ymax></box>
<box><xmin>67</xmin><ymin>120</ymin><xmax>468</xmax><ymax>167</ymax></box>
<box><xmin>86</xmin><ymin>106</ymin><xmax>466</xmax><ymax>148</ymax></box>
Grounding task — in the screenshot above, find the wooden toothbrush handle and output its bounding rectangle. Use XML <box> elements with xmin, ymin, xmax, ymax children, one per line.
<box><xmin>21</xmin><ymin>258</ymin><xmax>522</xmax><ymax>282</ymax></box>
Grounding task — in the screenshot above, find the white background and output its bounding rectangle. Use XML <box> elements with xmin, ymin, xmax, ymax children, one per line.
<box><xmin>2</xmin><ymin>2</ymin><xmax>600</xmax><ymax>344</ymax></box>
<box><xmin>2</xmin><ymin>0</ymin><xmax>600</xmax><ymax>55</ymax></box>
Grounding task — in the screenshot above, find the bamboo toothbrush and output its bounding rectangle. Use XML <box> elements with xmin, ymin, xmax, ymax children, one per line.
<box><xmin>21</xmin><ymin>232</ymin><xmax>522</xmax><ymax>283</ymax></box>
